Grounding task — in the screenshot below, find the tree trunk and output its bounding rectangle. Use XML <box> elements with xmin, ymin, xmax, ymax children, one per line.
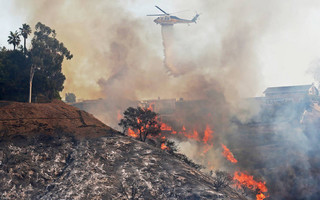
<box><xmin>29</xmin><ymin>66</ymin><xmax>35</xmax><ymax>103</ymax></box>
<box><xmin>29</xmin><ymin>76</ymin><xmax>33</xmax><ymax>103</ymax></box>
<box><xmin>143</xmin><ymin>134</ymin><xmax>147</xmax><ymax>142</ymax></box>
<box><xmin>142</xmin><ymin>125</ymin><xmax>147</xmax><ymax>142</ymax></box>
<box><xmin>24</xmin><ymin>38</ymin><xmax>26</xmax><ymax>54</ymax></box>
<box><xmin>139</xmin><ymin>129</ymin><xmax>143</xmax><ymax>141</ymax></box>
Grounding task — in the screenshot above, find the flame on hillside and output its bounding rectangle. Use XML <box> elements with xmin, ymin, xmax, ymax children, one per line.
<box><xmin>203</xmin><ymin>125</ymin><xmax>214</xmax><ymax>144</ymax></box>
<box><xmin>218</xmin><ymin>141</ymin><xmax>267</xmax><ymax>199</ymax></box>
<box><xmin>126</xmin><ymin>111</ymin><xmax>215</xmax><ymax>157</ymax></box>
<box><xmin>185</xmin><ymin>130</ymin><xmax>200</xmax><ymax>141</ymax></box>
<box><xmin>256</xmin><ymin>193</ymin><xmax>267</xmax><ymax>200</ymax></box>
<box><xmin>128</xmin><ymin>128</ymin><xmax>139</xmax><ymax>138</ymax></box>
<box><xmin>122</xmin><ymin>103</ymin><xmax>270</xmax><ymax>199</ymax></box>
<box><xmin>161</xmin><ymin>143</ymin><xmax>169</xmax><ymax>150</ymax></box>
<box><xmin>124</xmin><ymin>104</ymin><xmax>269</xmax><ymax>199</ymax></box>
<box><xmin>233</xmin><ymin>171</ymin><xmax>268</xmax><ymax>200</ymax></box>
<box><xmin>160</xmin><ymin>123</ymin><xmax>177</xmax><ymax>134</ymax></box>
<box><xmin>159</xmin><ymin>122</ymin><xmax>215</xmax><ymax>156</ymax></box>
<box><xmin>129</xmin><ymin>121</ymin><xmax>214</xmax><ymax>149</ymax></box>
<box><xmin>221</xmin><ymin>144</ymin><xmax>238</xmax><ymax>163</ymax></box>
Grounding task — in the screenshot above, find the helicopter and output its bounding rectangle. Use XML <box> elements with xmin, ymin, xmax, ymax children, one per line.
<box><xmin>147</xmin><ymin>6</ymin><xmax>199</xmax><ymax>26</ymax></box>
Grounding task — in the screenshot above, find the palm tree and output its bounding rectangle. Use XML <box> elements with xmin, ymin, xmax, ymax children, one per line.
<box><xmin>19</xmin><ymin>24</ymin><xmax>32</xmax><ymax>54</ymax></box>
<box><xmin>7</xmin><ymin>31</ymin><xmax>21</xmax><ymax>50</ymax></box>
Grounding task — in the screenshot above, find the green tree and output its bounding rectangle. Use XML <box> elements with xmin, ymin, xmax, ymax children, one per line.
<box><xmin>0</xmin><ymin>49</ymin><xmax>30</xmax><ymax>101</ymax></box>
<box><xmin>119</xmin><ymin>107</ymin><xmax>161</xmax><ymax>142</ymax></box>
<box><xmin>19</xmin><ymin>23</ymin><xmax>32</xmax><ymax>54</ymax></box>
<box><xmin>29</xmin><ymin>22</ymin><xmax>73</xmax><ymax>103</ymax></box>
<box><xmin>7</xmin><ymin>31</ymin><xmax>21</xmax><ymax>50</ymax></box>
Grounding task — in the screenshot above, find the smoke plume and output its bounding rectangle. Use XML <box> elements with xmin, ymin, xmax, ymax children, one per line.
<box><xmin>12</xmin><ymin>0</ymin><xmax>267</xmax><ymax>104</ymax></box>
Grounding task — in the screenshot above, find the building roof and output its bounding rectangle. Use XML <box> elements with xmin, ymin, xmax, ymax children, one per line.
<box><xmin>263</xmin><ymin>84</ymin><xmax>313</xmax><ymax>94</ymax></box>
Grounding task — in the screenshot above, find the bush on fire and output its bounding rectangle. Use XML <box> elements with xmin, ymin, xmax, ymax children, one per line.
<box><xmin>119</xmin><ymin>106</ymin><xmax>161</xmax><ymax>142</ymax></box>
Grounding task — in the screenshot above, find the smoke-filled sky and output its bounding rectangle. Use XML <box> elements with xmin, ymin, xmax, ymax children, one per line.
<box><xmin>1</xmin><ymin>0</ymin><xmax>320</xmax><ymax>100</ymax></box>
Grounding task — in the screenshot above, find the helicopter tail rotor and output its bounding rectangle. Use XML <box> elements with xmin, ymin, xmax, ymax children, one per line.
<box><xmin>192</xmin><ymin>13</ymin><xmax>200</xmax><ymax>23</ymax></box>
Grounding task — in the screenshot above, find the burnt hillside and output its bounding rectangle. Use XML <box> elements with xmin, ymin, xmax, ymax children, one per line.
<box><xmin>0</xmin><ymin>101</ymin><xmax>244</xmax><ymax>199</ymax></box>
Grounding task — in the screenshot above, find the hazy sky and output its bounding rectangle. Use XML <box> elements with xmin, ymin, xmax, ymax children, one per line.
<box><xmin>1</xmin><ymin>0</ymin><xmax>319</xmax><ymax>98</ymax></box>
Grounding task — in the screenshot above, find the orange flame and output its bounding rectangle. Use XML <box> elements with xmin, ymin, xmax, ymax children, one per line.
<box><xmin>147</xmin><ymin>103</ymin><xmax>155</xmax><ymax>111</ymax></box>
<box><xmin>161</xmin><ymin>143</ymin><xmax>169</xmax><ymax>150</ymax></box>
<box><xmin>256</xmin><ymin>193</ymin><xmax>267</xmax><ymax>200</ymax></box>
<box><xmin>221</xmin><ymin>144</ymin><xmax>238</xmax><ymax>163</ymax></box>
<box><xmin>160</xmin><ymin>123</ymin><xmax>172</xmax><ymax>131</ymax></box>
<box><xmin>201</xmin><ymin>125</ymin><xmax>214</xmax><ymax>156</ymax></box>
<box><xmin>160</xmin><ymin>122</ymin><xmax>177</xmax><ymax>134</ymax></box>
<box><xmin>233</xmin><ymin>171</ymin><xmax>268</xmax><ymax>200</ymax></box>
<box><xmin>203</xmin><ymin>125</ymin><xmax>213</xmax><ymax>144</ymax></box>
<box><xmin>128</xmin><ymin>128</ymin><xmax>139</xmax><ymax>138</ymax></box>
<box><xmin>184</xmin><ymin>129</ymin><xmax>200</xmax><ymax>141</ymax></box>
<box><xmin>192</xmin><ymin>130</ymin><xmax>200</xmax><ymax>141</ymax></box>
<box><xmin>159</xmin><ymin>121</ymin><xmax>213</xmax><ymax>143</ymax></box>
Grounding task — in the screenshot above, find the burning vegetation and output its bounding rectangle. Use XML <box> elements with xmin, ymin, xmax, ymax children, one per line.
<box><xmin>119</xmin><ymin>106</ymin><xmax>161</xmax><ymax>142</ymax></box>
<box><xmin>118</xmin><ymin>102</ymin><xmax>269</xmax><ymax>199</ymax></box>
<box><xmin>221</xmin><ymin>144</ymin><xmax>238</xmax><ymax>164</ymax></box>
<box><xmin>233</xmin><ymin>171</ymin><xmax>268</xmax><ymax>200</ymax></box>
<box><xmin>75</xmin><ymin>93</ymin><xmax>320</xmax><ymax>200</ymax></box>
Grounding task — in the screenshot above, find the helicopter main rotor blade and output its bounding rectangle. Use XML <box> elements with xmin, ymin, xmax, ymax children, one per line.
<box><xmin>155</xmin><ymin>6</ymin><xmax>169</xmax><ymax>15</ymax></box>
<box><xmin>147</xmin><ymin>14</ymin><xmax>166</xmax><ymax>16</ymax></box>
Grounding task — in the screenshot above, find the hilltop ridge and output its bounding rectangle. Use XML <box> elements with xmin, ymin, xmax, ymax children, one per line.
<box><xmin>0</xmin><ymin>100</ymin><xmax>115</xmax><ymax>138</ymax></box>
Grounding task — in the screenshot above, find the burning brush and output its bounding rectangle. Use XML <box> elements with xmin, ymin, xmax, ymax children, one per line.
<box><xmin>123</xmin><ymin>104</ymin><xmax>268</xmax><ymax>199</ymax></box>
<box><xmin>220</xmin><ymin>143</ymin><xmax>268</xmax><ymax>200</ymax></box>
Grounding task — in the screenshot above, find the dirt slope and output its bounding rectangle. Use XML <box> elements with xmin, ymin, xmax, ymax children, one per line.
<box><xmin>0</xmin><ymin>100</ymin><xmax>115</xmax><ymax>138</ymax></box>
